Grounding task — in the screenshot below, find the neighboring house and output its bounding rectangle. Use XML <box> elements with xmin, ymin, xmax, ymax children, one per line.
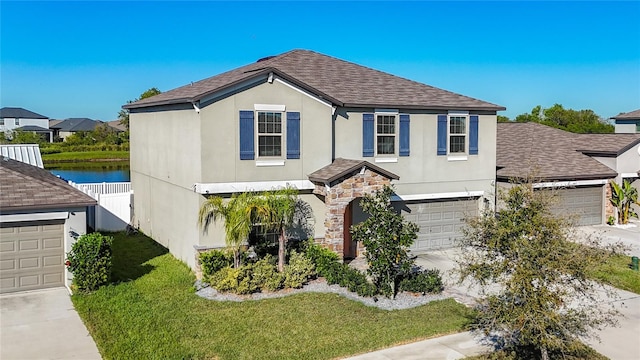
<box><xmin>612</xmin><ymin>109</ymin><xmax>640</xmax><ymax>134</ymax></box>
<box><xmin>497</xmin><ymin>122</ymin><xmax>640</xmax><ymax>225</ymax></box>
<box><xmin>0</xmin><ymin>107</ymin><xmax>52</xmax><ymax>142</ymax></box>
<box><xmin>124</xmin><ymin>49</ymin><xmax>504</xmax><ymax>269</ymax></box>
<box><xmin>50</xmin><ymin>118</ymin><xmax>104</xmax><ymax>141</ymax></box>
<box><xmin>0</xmin><ymin>156</ymin><xmax>96</xmax><ymax>294</ymax></box>
<box><xmin>107</xmin><ymin>120</ymin><xmax>127</xmax><ymax>132</ymax></box>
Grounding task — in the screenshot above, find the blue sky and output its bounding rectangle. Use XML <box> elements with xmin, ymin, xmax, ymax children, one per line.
<box><xmin>2</xmin><ymin>1</ymin><xmax>639</xmax><ymax>121</ymax></box>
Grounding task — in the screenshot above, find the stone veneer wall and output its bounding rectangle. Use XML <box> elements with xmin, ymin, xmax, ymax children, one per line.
<box><xmin>313</xmin><ymin>168</ymin><xmax>392</xmax><ymax>258</ymax></box>
<box><xmin>605</xmin><ymin>180</ymin><xmax>615</xmax><ymax>222</ymax></box>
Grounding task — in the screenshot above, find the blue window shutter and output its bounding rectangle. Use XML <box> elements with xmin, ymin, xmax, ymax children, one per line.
<box><xmin>286</xmin><ymin>112</ymin><xmax>300</xmax><ymax>159</ymax></box>
<box><xmin>399</xmin><ymin>114</ymin><xmax>410</xmax><ymax>156</ymax></box>
<box><xmin>469</xmin><ymin>115</ymin><xmax>479</xmax><ymax>155</ymax></box>
<box><xmin>437</xmin><ymin>114</ymin><xmax>447</xmax><ymax>155</ymax></box>
<box><xmin>239</xmin><ymin>110</ymin><xmax>254</xmax><ymax>160</ymax></box>
<box><xmin>363</xmin><ymin>113</ymin><xmax>374</xmax><ymax>157</ymax></box>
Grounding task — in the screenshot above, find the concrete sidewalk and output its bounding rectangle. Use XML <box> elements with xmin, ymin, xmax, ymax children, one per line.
<box><xmin>0</xmin><ymin>287</ymin><xmax>101</xmax><ymax>360</ymax></box>
<box><xmin>344</xmin><ymin>332</ymin><xmax>491</xmax><ymax>360</ymax></box>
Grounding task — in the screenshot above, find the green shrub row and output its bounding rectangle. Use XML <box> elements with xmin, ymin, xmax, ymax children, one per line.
<box><xmin>204</xmin><ymin>252</ymin><xmax>315</xmax><ymax>294</ymax></box>
<box><xmin>42</xmin><ymin>143</ymin><xmax>129</xmax><ymax>152</ymax></box>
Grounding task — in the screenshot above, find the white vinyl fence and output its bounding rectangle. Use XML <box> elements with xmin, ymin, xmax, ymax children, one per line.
<box><xmin>69</xmin><ymin>182</ymin><xmax>131</xmax><ymax>232</ymax></box>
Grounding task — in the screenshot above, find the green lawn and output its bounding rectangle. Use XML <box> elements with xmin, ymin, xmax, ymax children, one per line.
<box><xmin>42</xmin><ymin>150</ymin><xmax>129</xmax><ymax>162</ymax></box>
<box><xmin>72</xmin><ymin>232</ymin><xmax>473</xmax><ymax>360</ymax></box>
<box><xmin>590</xmin><ymin>253</ymin><xmax>640</xmax><ymax>294</ymax></box>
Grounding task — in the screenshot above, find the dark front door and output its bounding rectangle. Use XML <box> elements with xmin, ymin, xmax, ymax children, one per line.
<box><xmin>343</xmin><ymin>202</ymin><xmax>357</xmax><ymax>259</ymax></box>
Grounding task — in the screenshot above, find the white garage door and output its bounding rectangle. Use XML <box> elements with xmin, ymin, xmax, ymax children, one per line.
<box><xmin>402</xmin><ymin>198</ymin><xmax>479</xmax><ymax>252</ymax></box>
<box><xmin>554</xmin><ymin>186</ymin><xmax>603</xmax><ymax>226</ymax></box>
<box><xmin>0</xmin><ymin>221</ymin><xmax>65</xmax><ymax>294</ymax></box>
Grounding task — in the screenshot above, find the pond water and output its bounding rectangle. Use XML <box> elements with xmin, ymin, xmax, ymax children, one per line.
<box><xmin>47</xmin><ymin>162</ymin><xmax>130</xmax><ymax>183</ymax></box>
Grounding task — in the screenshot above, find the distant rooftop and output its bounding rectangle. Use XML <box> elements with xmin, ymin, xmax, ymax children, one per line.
<box><xmin>0</xmin><ymin>107</ymin><xmax>48</xmax><ymax>119</ymax></box>
<box><xmin>50</xmin><ymin>118</ymin><xmax>102</xmax><ymax>132</ymax></box>
<box><xmin>612</xmin><ymin>109</ymin><xmax>640</xmax><ymax>120</ymax></box>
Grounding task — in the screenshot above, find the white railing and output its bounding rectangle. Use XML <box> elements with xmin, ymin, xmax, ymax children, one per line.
<box><xmin>68</xmin><ymin>182</ymin><xmax>132</xmax><ymax>232</ymax></box>
<box><xmin>71</xmin><ymin>182</ymin><xmax>131</xmax><ymax>194</ymax></box>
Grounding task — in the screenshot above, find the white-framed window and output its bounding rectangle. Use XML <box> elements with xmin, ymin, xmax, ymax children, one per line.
<box><xmin>257</xmin><ymin>111</ymin><xmax>283</xmax><ymax>157</ymax></box>
<box><xmin>448</xmin><ymin>115</ymin><xmax>467</xmax><ymax>154</ymax></box>
<box><xmin>14</xmin><ymin>118</ymin><xmax>20</xmax><ymax>126</ymax></box>
<box><xmin>376</xmin><ymin>114</ymin><xmax>397</xmax><ymax>155</ymax></box>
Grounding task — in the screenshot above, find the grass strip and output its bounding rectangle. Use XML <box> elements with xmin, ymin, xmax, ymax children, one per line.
<box><xmin>42</xmin><ymin>151</ymin><xmax>129</xmax><ymax>162</ymax></box>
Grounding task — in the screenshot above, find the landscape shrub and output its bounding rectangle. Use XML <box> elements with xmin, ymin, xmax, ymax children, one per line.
<box><xmin>398</xmin><ymin>268</ymin><xmax>443</xmax><ymax>294</ymax></box>
<box><xmin>322</xmin><ymin>262</ymin><xmax>377</xmax><ymax>297</ymax></box>
<box><xmin>249</xmin><ymin>255</ymin><xmax>283</xmax><ymax>291</ymax></box>
<box><xmin>283</xmin><ymin>251</ymin><xmax>315</xmax><ymax>288</ymax></box>
<box><xmin>199</xmin><ymin>249</ymin><xmax>233</xmax><ymax>278</ymax></box>
<box><xmin>305</xmin><ymin>240</ymin><xmax>340</xmax><ymax>277</ymax></box>
<box><xmin>66</xmin><ymin>232</ymin><xmax>113</xmax><ymax>292</ymax></box>
<box><xmin>209</xmin><ymin>266</ymin><xmax>257</xmax><ymax>294</ymax></box>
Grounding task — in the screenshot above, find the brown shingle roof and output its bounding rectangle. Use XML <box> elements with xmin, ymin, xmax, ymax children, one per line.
<box><xmin>573</xmin><ymin>133</ymin><xmax>640</xmax><ymax>156</ymax></box>
<box><xmin>308</xmin><ymin>158</ymin><xmax>399</xmax><ymax>184</ymax></box>
<box><xmin>0</xmin><ymin>156</ymin><xmax>96</xmax><ymax>211</ymax></box>
<box><xmin>497</xmin><ymin>123</ymin><xmax>618</xmax><ymax>181</ymax></box>
<box><xmin>612</xmin><ymin>109</ymin><xmax>640</xmax><ymax>120</ymax></box>
<box><xmin>124</xmin><ymin>50</ymin><xmax>505</xmax><ymax>111</ymax></box>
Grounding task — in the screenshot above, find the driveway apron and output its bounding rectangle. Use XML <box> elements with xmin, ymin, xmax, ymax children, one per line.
<box><xmin>0</xmin><ymin>287</ymin><xmax>101</xmax><ymax>360</ymax></box>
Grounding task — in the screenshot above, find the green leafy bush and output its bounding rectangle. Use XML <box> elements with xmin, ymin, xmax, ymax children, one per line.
<box><xmin>209</xmin><ymin>266</ymin><xmax>257</xmax><ymax>294</ymax></box>
<box><xmin>199</xmin><ymin>249</ymin><xmax>233</xmax><ymax>278</ymax></box>
<box><xmin>322</xmin><ymin>262</ymin><xmax>377</xmax><ymax>297</ymax></box>
<box><xmin>305</xmin><ymin>241</ymin><xmax>340</xmax><ymax>277</ymax></box>
<box><xmin>249</xmin><ymin>255</ymin><xmax>283</xmax><ymax>291</ymax></box>
<box><xmin>399</xmin><ymin>269</ymin><xmax>443</xmax><ymax>294</ymax></box>
<box><xmin>66</xmin><ymin>233</ymin><xmax>113</xmax><ymax>292</ymax></box>
<box><xmin>283</xmin><ymin>252</ymin><xmax>315</xmax><ymax>288</ymax></box>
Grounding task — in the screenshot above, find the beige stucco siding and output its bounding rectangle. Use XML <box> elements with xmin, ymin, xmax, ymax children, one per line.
<box><xmin>199</xmin><ymin>79</ymin><xmax>333</xmax><ymax>184</ymax></box>
<box><xmin>334</xmin><ymin>109</ymin><xmax>497</xmax><ymax>197</ymax></box>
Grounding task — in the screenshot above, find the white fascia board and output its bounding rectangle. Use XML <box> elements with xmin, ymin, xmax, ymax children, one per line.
<box><xmin>254</xmin><ymin>104</ymin><xmax>286</xmax><ymax>112</ymax></box>
<box><xmin>533</xmin><ymin>179</ymin><xmax>608</xmax><ymax>189</ymax></box>
<box><xmin>194</xmin><ymin>180</ymin><xmax>315</xmax><ymax>194</ymax></box>
<box><xmin>0</xmin><ymin>211</ymin><xmax>69</xmax><ymax>223</ymax></box>
<box><xmin>391</xmin><ymin>190</ymin><xmax>484</xmax><ymax>202</ymax></box>
<box><xmin>620</xmin><ymin>173</ymin><xmax>639</xmax><ymax>179</ymax></box>
<box><xmin>273</xmin><ymin>78</ymin><xmax>332</xmax><ymax>108</ymax></box>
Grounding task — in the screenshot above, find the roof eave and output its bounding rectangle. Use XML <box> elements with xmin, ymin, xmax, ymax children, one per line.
<box><xmin>343</xmin><ymin>103</ymin><xmax>506</xmax><ymax>111</ymax></box>
<box><xmin>0</xmin><ymin>200</ymin><xmax>97</xmax><ymax>212</ymax></box>
<box><xmin>497</xmin><ymin>172</ymin><xmax>617</xmax><ymax>183</ymax></box>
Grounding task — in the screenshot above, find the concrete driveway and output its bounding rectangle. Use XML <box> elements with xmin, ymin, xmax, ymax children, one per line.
<box><xmin>0</xmin><ymin>287</ymin><xmax>101</xmax><ymax>360</ymax></box>
<box><xmin>414</xmin><ymin>222</ymin><xmax>640</xmax><ymax>360</ymax></box>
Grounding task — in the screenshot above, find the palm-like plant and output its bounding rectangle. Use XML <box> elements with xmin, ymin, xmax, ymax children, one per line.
<box><xmin>610</xmin><ymin>180</ymin><xmax>639</xmax><ymax>224</ymax></box>
<box><xmin>198</xmin><ymin>192</ymin><xmax>257</xmax><ymax>268</ymax></box>
<box><xmin>254</xmin><ymin>187</ymin><xmax>298</xmax><ymax>272</ymax></box>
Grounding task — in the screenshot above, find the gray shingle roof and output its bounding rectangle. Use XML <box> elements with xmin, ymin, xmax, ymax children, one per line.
<box><xmin>497</xmin><ymin>123</ymin><xmax>619</xmax><ymax>181</ymax></box>
<box><xmin>308</xmin><ymin>158</ymin><xmax>399</xmax><ymax>184</ymax></box>
<box><xmin>0</xmin><ymin>107</ymin><xmax>48</xmax><ymax>119</ymax></box>
<box><xmin>16</xmin><ymin>125</ymin><xmax>52</xmax><ymax>132</ymax></box>
<box><xmin>125</xmin><ymin>50</ymin><xmax>505</xmax><ymax>111</ymax></box>
<box><xmin>0</xmin><ymin>156</ymin><xmax>96</xmax><ymax>211</ymax></box>
<box><xmin>50</xmin><ymin>118</ymin><xmax>101</xmax><ymax>132</ymax></box>
<box><xmin>611</xmin><ymin>109</ymin><xmax>640</xmax><ymax>120</ymax></box>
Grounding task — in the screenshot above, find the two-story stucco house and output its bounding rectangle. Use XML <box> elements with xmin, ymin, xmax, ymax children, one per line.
<box><xmin>124</xmin><ymin>50</ymin><xmax>505</xmax><ymax>269</ymax></box>
<box><xmin>0</xmin><ymin>107</ymin><xmax>53</xmax><ymax>142</ymax></box>
<box><xmin>612</xmin><ymin>109</ymin><xmax>640</xmax><ymax>134</ymax></box>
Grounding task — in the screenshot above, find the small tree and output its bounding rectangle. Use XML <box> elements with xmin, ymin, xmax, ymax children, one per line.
<box><xmin>254</xmin><ymin>186</ymin><xmax>298</xmax><ymax>272</ymax></box>
<box><xmin>610</xmin><ymin>180</ymin><xmax>639</xmax><ymax>224</ymax></box>
<box><xmin>351</xmin><ymin>185</ymin><xmax>418</xmax><ymax>298</ymax></box>
<box><xmin>119</xmin><ymin>87</ymin><xmax>161</xmax><ymax>131</ymax></box>
<box><xmin>198</xmin><ymin>192</ymin><xmax>257</xmax><ymax>268</ymax></box>
<box><xmin>458</xmin><ymin>182</ymin><xmax>622</xmax><ymax>359</ymax></box>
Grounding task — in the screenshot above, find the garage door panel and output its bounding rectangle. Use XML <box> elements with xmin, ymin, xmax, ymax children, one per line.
<box><xmin>407</xmin><ymin>198</ymin><xmax>478</xmax><ymax>252</ymax></box>
<box><xmin>0</xmin><ymin>221</ymin><xmax>65</xmax><ymax>294</ymax></box>
<box><xmin>553</xmin><ymin>186</ymin><xmax>603</xmax><ymax>226</ymax></box>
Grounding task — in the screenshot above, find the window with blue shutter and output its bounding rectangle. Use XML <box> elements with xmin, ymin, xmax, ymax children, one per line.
<box><xmin>239</xmin><ymin>110</ymin><xmax>254</xmax><ymax>160</ymax></box>
<box><xmin>399</xmin><ymin>114</ymin><xmax>410</xmax><ymax>156</ymax></box>
<box><xmin>286</xmin><ymin>112</ymin><xmax>300</xmax><ymax>159</ymax></box>
<box><xmin>362</xmin><ymin>113</ymin><xmax>374</xmax><ymax>157</ymax></box>
<box><xmin>437</xmin><ymin>114</ymin><xmax>447</xmax><ymax>155</ymax></box>
<box><xmin>469</xmin><ymin>115</ymin><xmax>479</xmax><ymax>155</ymax></box>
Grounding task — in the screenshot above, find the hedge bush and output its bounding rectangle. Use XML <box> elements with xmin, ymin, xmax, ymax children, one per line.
<box><xmin>304</xmin><ymin>241</ymin><xmax>340</xmax><ymax>277</ymax></box>
<box><xmin>66</xmin><ymin>233</ymin><xmax>113</xmax><ymax>292</ymax></box>
<box><xmin>249</xmin><ymin>255</ymin><xmax>283</xmax><ymax>291</ymax></box>
<box><xmin>398</xmin><ymin>269</ymin><xmax>443</xmax><ymax>294</ymax></box>
<box><xmin>209</xmin><ymin>266</ymin><xmax>257</xmax><ymax>294</ymax></box>
<box><xmin>283</xmin><ymin>251</ymin><xmax>315</xmax><ymax>288</ymax></box>
<box><xmin>199</xmin><ymin>249</ymin><xmax>233</xmax><ymax>278</ymax></box>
